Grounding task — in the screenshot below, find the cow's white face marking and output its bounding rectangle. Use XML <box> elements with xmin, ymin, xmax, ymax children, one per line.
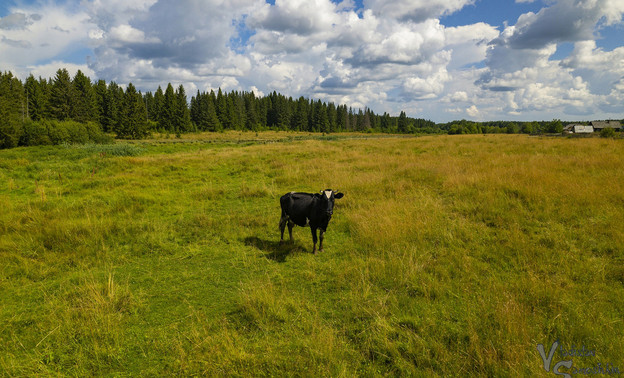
<box><xmin>324</xmin><ymin>190</ymin><xmax>332</xmax><ymax>199</ymax></box>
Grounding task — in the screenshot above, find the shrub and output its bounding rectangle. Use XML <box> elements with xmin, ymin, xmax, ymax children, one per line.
<box><xmin>0</xmin><ymin>119</ymin><xmax>23</xmax><ymax>149</ymax></box>
<box><xmin>600</xmin><ymin>127</ymin><xmax>616</xmax><ymax>138</ymax></box>
<box><xmin>0</xmin><ymin>119</ymin><xmax>114</xmax><ymax>149</ymax></box>
<box><xmin>20</xmin><ymin>120</ymin><xmax>52</xmax><ymax>146</ymax></box>
<box><xmin>46</xmin><ymin>120</ymin><xmax>71</xmax><ymax>145</ymax></box>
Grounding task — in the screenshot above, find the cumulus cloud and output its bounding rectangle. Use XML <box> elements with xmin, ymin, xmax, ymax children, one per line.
<box><xmin>466</xmin><ymin>105</ymin><xmax>480</xmax><ymax>117</ymax></box>
<box><xmin>2</xmin><ymin>0</ymin><xmax>623</xmax><ymax>122</ymax></box>
<box><xmin>0</xmin><ymin>12</ymin><xmax>35</xmax><ymax>29</ymax></box>
<box><xmin>1</xmin><ymin>36</ymin><xmax>31</xmax><ymax>48</ymax></box>
<box><xmin>474</xmin><ymin>0</ymin><xmax>624</xmax><ymax>118</ymax></box>
<box><xmin>247</xmin><ymin>0</ymin><xmax>338</xmax><ymax>35</ymax></box>
<box><xmin>109</xmin><ymin>24</ymin><xmax>160</xmax><ymax>44</ymax></box>
<box><xmin>0</xmin><ymin>4</ymin><xmax>91</xmax><ymax>75</ymax></box>
<box><xmin>364</xmin><ymin>0</ymin><xmax>475</xmax><ymax>23</ymax></box>
<box><xmin>498</xmin><ymin>0</ymin><xmax>624</xmax><ymax>50</ymax></box>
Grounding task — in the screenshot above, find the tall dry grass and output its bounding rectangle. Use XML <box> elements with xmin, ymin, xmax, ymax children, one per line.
<box><xmin>1</xmin><ymin>134</ymin><xmax>622</xmax><ymax>375</ymax></box>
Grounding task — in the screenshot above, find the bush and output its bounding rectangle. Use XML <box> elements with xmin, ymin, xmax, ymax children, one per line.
<box><xmin>65</xmin><ymin>120</ymin><xmax>90</xmax><ymax>144</ymax></box>
<box><xmin>0</xmin><ymin>119</ymin><xmax>23</xmax><ymax>149</ymax></box>
<box><xmin>46</xmin><ymin>120</ymin><xmax>71</xmax><ymax>145</ymax></box>
<box><xmin>20</xmin><ymin>120</ymin><xmax>52</xmax><ymax>146</ymax></box>
<box><xmin>0</xmin><ymin>119</ymin><xmax>113</xmax><ymax>149</ymax></box>
<box><xmin>600</xmin><ymin>127</ymin><xmax>616</xmax><ymax>138</ymax></box>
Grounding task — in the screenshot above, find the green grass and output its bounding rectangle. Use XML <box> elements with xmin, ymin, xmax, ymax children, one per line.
<box><xmin>1</xmin><ymin>133</ymin><xmax>622</xmax><ymax>375</ymax></box>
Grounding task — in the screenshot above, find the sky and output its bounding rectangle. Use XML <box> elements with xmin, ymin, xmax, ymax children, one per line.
<box><xmin>1</xmin><ymin>0</ymin><xmax>623</xmax><ymax>122</ymax></box>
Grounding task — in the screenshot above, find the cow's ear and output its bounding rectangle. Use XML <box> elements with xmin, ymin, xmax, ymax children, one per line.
<box><xmin>334</xmin><ymin>192</ymin><xmax>344</xmax><ymax>199</ymax></box>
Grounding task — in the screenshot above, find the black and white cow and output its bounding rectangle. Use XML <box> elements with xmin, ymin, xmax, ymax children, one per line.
<box><xmin>279</xmin><ymin>189</ymin><xmax>344</xmax><ymax>253</ymax></box>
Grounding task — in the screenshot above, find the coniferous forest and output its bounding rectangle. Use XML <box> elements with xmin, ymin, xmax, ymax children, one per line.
<box><xmin>2</xmin><ymin>69</ymin><xmax>597</xmax><ymax>150</ymax></box>
<box><xmin>1</xmin><ymin>69</ymin><xmax>439</xmax><ymax>149</ymax></box>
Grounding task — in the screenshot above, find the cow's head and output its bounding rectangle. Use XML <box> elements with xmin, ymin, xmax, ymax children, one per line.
<box><xmin>319</xmin><ymin>189</ymin><xmax>344</xmax><ymax>217</ymax></box>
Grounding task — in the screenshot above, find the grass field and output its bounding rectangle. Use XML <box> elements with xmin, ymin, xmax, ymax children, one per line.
<box><xmin>1</xmin><ymin>132</ymin><xmax>622</xmax><ymax>376</ymax></box>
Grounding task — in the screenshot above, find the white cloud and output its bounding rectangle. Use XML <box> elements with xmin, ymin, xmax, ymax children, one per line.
<box><xmin>247</xmin><ymin>0</ymin><xmax>338</xmax><ymax>35</ymax></box>
<box><xmin>445</xmin><ymin>22</ymin><xmax>499</xmax><ymax>69</ymax></box>
<box><xmin>28</xmin><ymin>61</ymin><xmax>95</xmax><ymax>81</ymax></box>
<box><xmin>0</xmin><ymin>4</ymin><xmax>91</xmax><ymax>77</ymax></box>
<box><xmin>364</xmin><ymin>0</ymin><xmax>475</xmax><ymax>22</ymax></box>
<box><xmin>109</xmin><ymin>24</ymin><xmax>160</xmax><ymax>44</ymax></box>
<box><xmin>466</xmin><ymin>105</ymin><xmax>480</xmax><ymax>117</ymax></box>
<box><xmin>1</xmin><ymin>0</ymin><xmax>623</xmax><ymax>122</ymax></box>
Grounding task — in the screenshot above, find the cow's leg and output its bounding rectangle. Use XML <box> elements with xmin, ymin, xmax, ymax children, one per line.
<box><xmin>311</xmin><ymin>227</ymin><xmax>318</xmax><ymax>254</ymax></box>
<box><xmin>287</xmin><ymin>220</ymin><xmax>294</xmax><ymax>242</ymax></box>
<box><xmin>319</xmin><ymin>230</ymin><xmax>325</xmax><ymax>252</ymax></box>
<box><xmin>279</xmin><ymin>214</ymin><xmax>288</xmax><ymax>243</ymax></box>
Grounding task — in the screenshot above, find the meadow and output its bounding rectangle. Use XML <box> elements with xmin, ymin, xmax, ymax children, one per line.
<box><xmin>1</xmin><ymin>132</ymin><xmax>622</xmax><ymax>376</ymax></box>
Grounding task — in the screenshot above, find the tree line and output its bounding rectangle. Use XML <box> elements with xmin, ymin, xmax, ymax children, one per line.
<box><xmin>4</xmin><ymin>69</ymin><xmax>610</xmax><ymax>149</ymax></box>
<box><xmin>439</xmin><ymin>119</ymin><xmax>566</xmax><ymax>135</ymax></box>
<box><xmin>1</xmin><ymin>69</ymin><xmax>439</xmax><ymax>148</ymax></box>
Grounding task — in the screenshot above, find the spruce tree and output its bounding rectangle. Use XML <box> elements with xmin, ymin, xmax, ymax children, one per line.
<box><xmin>216</xmin><ymin>88</ymin><xmax>227</xmax><ymax>127</ymax></box>
<box><xmin>0</xmin><ymin>71</ymin><xmax>25</xmax><ymax>148</ymax></box>
<box><xmin>24</xmin><ymin>74</ymin><xmax>46</xmax><ymax>121</ymax></box>
<box><xmin>72</xmin><ymin>70</ymin><xmax>97</xmax><ymax>123</ymax></box>
<box><xmin>160</xmin><ymin>83</ymin><xmax>176</xmax><ymax>132</ymax></box>
<box><xmin>244</xmin><ymin>92</ymin><xmax>258</xmax><ymax>130</ymax></box>
<box><xmin>190</xmin><ymin>90</ymin><xmax>201</xmax><ymax>128</ymax></box>
<box><xmin>101</xmin><ymin>82</ymin><xmax>122</xmax><ymax>133</ymax></box>
<box><xmin>397</xmin><ymin>111</ymin><xmax>408</xmax><ymax>133</ymax></box>
<box><xmin>49</xmin><ymin>68</ymin><xmax>75</xmax><ymax>121</ymax></box>
<box><xmin>153</xmin><ymin>86</ymin><xmax>164</xmax><ymax>127</ymax></box>
<box><xmin>205</xmin><ymin>91</ymin><xmax>222</xmax><ymax>131</ymax></box>
<box><xmin>175</xmin><ymin>84</ymin><xmax>191</xmax><ymax>132</ymax></box>
<box><xmin>224</xmin><ymin>94</ymin><xmax>237</xmax><ymax>130</ymax></box>
<box><xmin>291</xmin><ymin>96</ymin><xmax>308</xmax><ymax>131</ymax></box>
<box><xmin>115</xmin><ymin>83</ymin><xmax>148</xmax><ymax>139</ymax></box>
<box><xmin>94</xmin><ymin>79</ymin><xmax>108</xmax><ymax>127</ymax></box>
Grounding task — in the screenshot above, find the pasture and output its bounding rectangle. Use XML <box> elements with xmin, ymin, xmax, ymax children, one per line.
<box><xmin>1</xmin><ymin>133</ymin><xmax>622</xmax><ymax>375</ymax></box>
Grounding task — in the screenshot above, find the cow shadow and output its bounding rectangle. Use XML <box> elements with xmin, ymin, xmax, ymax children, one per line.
<box><xmin>243</xmin><ymin>236</ymin><xmax>308</xmax><ymax>262</ymax></box>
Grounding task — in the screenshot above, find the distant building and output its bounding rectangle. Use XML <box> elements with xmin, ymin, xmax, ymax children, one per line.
<box><xmin>564</xmin><ymin>124</ymin><xmax>593</xmax><ymax>133</ymax></box>
<box><xmin>590</xmin><ymin>121</ymin><xmax>622</xmax><ymax>131</ymax></box>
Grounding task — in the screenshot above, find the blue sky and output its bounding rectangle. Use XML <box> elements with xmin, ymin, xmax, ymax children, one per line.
<box><xmin>1</xmin><ymin>0</ymin><xmax>623</xmax><ymax>122</ymax></box>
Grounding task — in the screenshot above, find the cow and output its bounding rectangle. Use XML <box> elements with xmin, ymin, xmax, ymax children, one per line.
<box><xmin>279</xmin><ymin>189</ymin><xmax>344</xmax><ymax>254</ymax></box>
